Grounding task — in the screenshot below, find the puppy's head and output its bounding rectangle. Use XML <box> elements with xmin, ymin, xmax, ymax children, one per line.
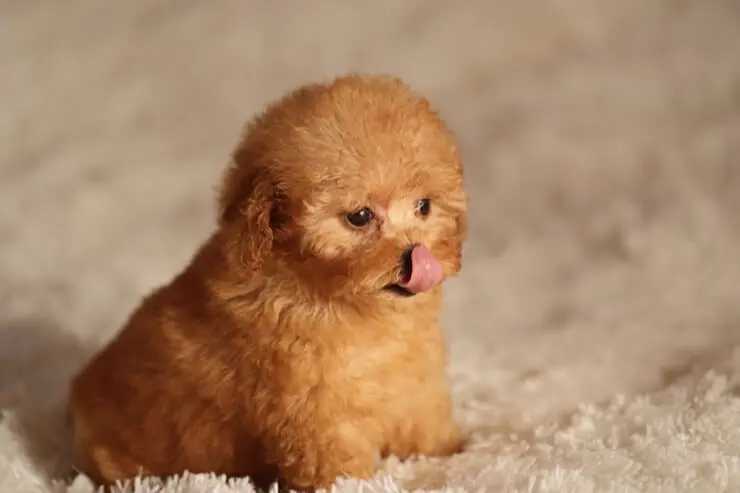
<box><xmin>218</xmin><ymin>74</ymin><xmax>467</xmax><ymax>300</ymax></box>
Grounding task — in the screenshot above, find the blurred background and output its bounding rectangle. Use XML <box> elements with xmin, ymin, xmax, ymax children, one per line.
<box><xmin>1</xmin><ymin>0</ymin><xmax>740</xmax><ymax>470</ymax></box>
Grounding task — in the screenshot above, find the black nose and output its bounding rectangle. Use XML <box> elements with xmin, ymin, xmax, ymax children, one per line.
<box><xmin>400</xmin><ymin>246</ymin><xmax>414</xmax><ymax>282</ymax></box>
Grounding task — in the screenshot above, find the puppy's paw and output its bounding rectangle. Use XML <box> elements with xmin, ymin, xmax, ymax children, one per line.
<box><xmin>275</xmin><ymin>422</ymin><xmax>378</xmax><ymax>491</ymax></box>
<box><xmin>384</xmin><ymin>415</ymin><xmax>464</xmax><ymax>461</ymax></box>
<box><xmin>416</xmin><ymin>419</ymin><xmax>465</xmax><ymax>458</ymax></box>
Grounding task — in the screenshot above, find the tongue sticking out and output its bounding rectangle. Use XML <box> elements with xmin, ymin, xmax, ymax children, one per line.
<box><xmin>398</xmin><ymin>244</ymin><xmax>444</xmax><ymax>294</ymax></box>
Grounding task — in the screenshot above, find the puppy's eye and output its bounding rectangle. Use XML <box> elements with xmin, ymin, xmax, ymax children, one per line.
<box><xmin>346</xmin><ymin>207</ymin><xmax>374</xmax><ymax>227</ymax></box>
<box><xmin>415</xmin><ymin>198</ymin><xmax>431</xmax><ymax>217</ymax></box>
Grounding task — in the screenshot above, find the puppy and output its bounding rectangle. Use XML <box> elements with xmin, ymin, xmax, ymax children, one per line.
<box><xmin>68</xmin><ymin>74</ymin><xmax>468</xmax><ymax>491</ymax></box>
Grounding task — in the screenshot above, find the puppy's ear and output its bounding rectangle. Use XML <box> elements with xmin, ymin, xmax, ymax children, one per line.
<box><xmin>218</xmin><ymin>146</ymin><xmax>276</xmax><ymax>272</ymax></box>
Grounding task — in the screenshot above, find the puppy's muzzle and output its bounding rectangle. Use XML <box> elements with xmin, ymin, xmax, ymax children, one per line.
<box><xmin>388</xmin><ymin>244</ymin><xmax>447</xmax><ymax>297</ymax></box>
<box><xmin>383</xmin><ymin>245</ymin><xmax>416</xmax><ymax>297</ymax></box>
<box><xmin>400</xmin><ymin>245</ymin><xmax>415</xmax><ymax>284</ymax></box>
<box><xmin>390</xmin><ymin>243</ymin><xmax>444</xmax><ymax>296</ymax></box>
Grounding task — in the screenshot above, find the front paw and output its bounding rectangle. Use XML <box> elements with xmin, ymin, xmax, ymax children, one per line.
<box><xmin>278</xmin><ymin>452</ymin><xmax>376</xmax><ymax>492</ymax></box>
<box><xmin>422</xmin><ymin>421</ymin><xmax>465</xmax><ymax>457</ymax></box>
<box><xmin>275</xmin><ymin>424</ymin><xmax>378</xmax><ymax>491</ymax></box>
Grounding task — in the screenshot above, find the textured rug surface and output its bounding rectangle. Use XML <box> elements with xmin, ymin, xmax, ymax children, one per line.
<box><xmin>2</xmin><ymin>1</ymin><xmax>740</xmax><ymax>492</ymax></box>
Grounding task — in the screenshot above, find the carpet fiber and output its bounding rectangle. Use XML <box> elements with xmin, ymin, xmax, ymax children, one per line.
<box><xmin>2</xmin><ymin>1</ymin><xmax>740</xmax><ymax>492</ymax></box>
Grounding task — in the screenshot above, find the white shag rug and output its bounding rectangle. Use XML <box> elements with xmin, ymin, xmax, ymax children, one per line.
<box><xmin>2</xmin><ymin>1</ymin><xmax>740</xmax><ymax>492</ymax></box>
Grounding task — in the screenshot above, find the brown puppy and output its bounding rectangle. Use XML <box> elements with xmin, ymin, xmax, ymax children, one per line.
<box><xmin>68</xmin><ymin>74</ymin><xmax>468</xmax><ymax>491</ymax></box>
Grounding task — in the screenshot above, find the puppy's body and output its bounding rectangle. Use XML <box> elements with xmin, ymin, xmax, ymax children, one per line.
<box><xmin>69</xmin><ymin>75</ymin><xmax>468</xmax><ymax>491</ymax></box>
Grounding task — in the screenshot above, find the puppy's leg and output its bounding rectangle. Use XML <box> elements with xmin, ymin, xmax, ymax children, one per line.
<box><xmin>384</xmin><ymin>384</ymin><xmax>464</xmax><ymax>460</ymax></box>
<box><xmin>71</xmin><ymin>412</ymin><xmax>153</xmax><ymax>488</ymax></box>
<box><xmin>270</xmin><ymin>420</ymin><xmax>378</xmax><ymax>491</ymax></box>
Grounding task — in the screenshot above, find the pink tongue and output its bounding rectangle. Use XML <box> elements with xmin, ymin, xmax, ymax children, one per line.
<box><xmin>399</xmin><ymin>245</ymin><xmax>444</xmax><ymax>294</ymax></box>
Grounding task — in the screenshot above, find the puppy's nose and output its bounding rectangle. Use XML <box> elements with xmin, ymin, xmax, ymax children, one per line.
<box><xmin>399</xmin><ymin>245</ymin><xmax>415</xmax><ymax>282</ymax></box>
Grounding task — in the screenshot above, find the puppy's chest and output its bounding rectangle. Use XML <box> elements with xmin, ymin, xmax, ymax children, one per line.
<box><xmin>280</xmin><ymin>319</ymin><xmax>446</xmax><ymax>402</ymax></box>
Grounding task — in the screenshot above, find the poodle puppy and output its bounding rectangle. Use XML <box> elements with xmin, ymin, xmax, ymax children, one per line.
<box><xmin>68</xmin><ymin>73</ymin><xmax>468</xmax><ymax>491</ymax></box>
